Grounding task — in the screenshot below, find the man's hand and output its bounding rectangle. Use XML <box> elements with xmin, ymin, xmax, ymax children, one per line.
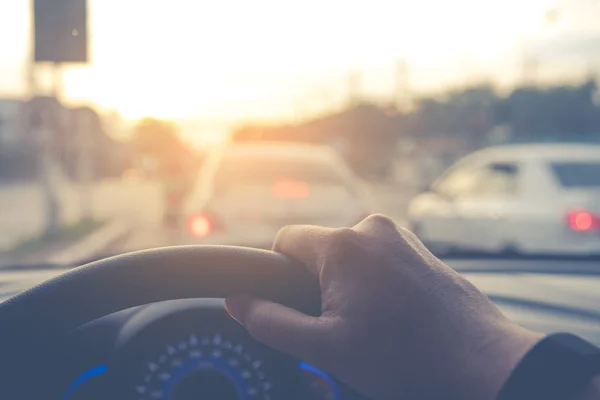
<box><xmin>225</xmin><ymin>215</ymin><xmax>542</xmax><ymax>400</ymax></box>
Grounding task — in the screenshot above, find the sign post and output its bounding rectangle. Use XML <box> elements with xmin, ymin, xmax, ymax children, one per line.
<box><xmin>34</xmin><ymin>106</ymin><xmax>61</xmax><ymax>237</ymax></box>
<box><xmin>76</xmin><ymin>109</ymin><xmax>93</xmax><ymax>221</ymax></box>
<box><xmin>30</xmin><ymin>0</ymin><xmax>88</xmax><ymax>236</ymax></box>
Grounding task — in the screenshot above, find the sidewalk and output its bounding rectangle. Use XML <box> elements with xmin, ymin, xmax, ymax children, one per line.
<box><xmin>0</xmin><ymin>182</ymin><xmax>74</xmax><ymax>251</ymax></box>
<box><xmin>0</xmin><ymin>178</ymin><xmax>162</xmax><ymax>267</ymax></box>
<box><xmin>48</xmin><ymin>219</ymin><xmax>130</xmax><ymax>265</ymax></box>
<box><xmin>0</xmin><ymin>218</ymin><xmax>131</xmax><ymax>269</ymax></box>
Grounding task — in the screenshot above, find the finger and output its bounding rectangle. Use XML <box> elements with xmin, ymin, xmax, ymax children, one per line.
<box><xmin>353</xmin><ymin>215</ymin><xmax>434</xmax><ymax>261</ymax></box>
<box><xmin>225</xmin><ymin>295</ymin><xmax>332</xmax><ymax>366</ymax></box>
<box><xmin>353</xmin><ymin>214</ymin><xmax>399</xmax><ymax>236</ymax></box>
<box><xmin>354</xmin><ymin>214</ymin><xmax>427</xmax><ymax>251</ymax></box>
<box><xmin>398</xmin><ymin>226</ymin><xmax>429</xmax><ymax>251</ymax></box>
<box><xmin>272</xmin><ymin>225</ymin><xmax>335</xmax><ymax>275</ymax></box>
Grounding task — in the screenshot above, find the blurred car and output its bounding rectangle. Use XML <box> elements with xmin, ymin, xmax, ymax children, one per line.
<box><xmin>179</xmin><ymin>142</ymin><xmax>371</xmax><ymax>248</ymax></box>
<box><xmin>408</xmin><ymin>143</ymin><xmax>600</xmax><ymax>255</ymax></box>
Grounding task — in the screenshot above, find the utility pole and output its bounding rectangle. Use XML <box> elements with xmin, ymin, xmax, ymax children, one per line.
<box><xmin>76</xmin><ymin>109</ymin><xmax>93</xmax><ymax>221</ymax></box>
<box><xmin>585</xmin><ymin>58</ymin><xmax>600</xmax><ymax>82</ymax></box>
<box><xmin>394</xmin><ymin>59</ymin><xmax>411</xmax><ymax>110</ymax></box>
<box><xmin>28</xmin><ymin>0</ymin><xmax>61</xmax><ymax>237</ymax></box>
<box><xmin>291</xmin><ymin>96</ymin><xmax>303</xmax><ymax>123</ymax></box>
<box><xmin>347</xmin><ymin>70</ymin><xmax>362</xmax><ymax>107</ymax></box>
<box><xmin>31</xmin><ymin>0</ymin><xmax>89</xmax><ymax>235</ymax></box>
<box><xmin>521</xmin><ymin>56</ymin><xmax>540</xmax><ymax>86</ymax></box>
<box><xmin>29</xmin><ymin>64</ymin><xmax>63</xmax><ymax>238</ymax></box>
<box><xmin>44</xmin><ymin>62</ymin><xmax>63</xmax><ymax>236</ymax></box>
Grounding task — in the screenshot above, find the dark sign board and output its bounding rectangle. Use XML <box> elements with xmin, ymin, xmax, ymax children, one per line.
<box><xmin>34</xmin><ymin>0</ymin><xmax>88</xmax><ymax>63</ymax></box>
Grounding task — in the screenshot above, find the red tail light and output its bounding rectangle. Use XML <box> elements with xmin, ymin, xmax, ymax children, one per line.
<box><xmin>566</xmin><ymin>209</ymin><xmax>600</xmax><ymax>232</ymax></box>
<box><xmin>187</xmin><ymin>214</ymin><xmax>215</xmax><ymax>237</ymax></box>
<box><xmin>272</xmin><ymin>179</ymin><xmax>309</xmax><ymax>198</ymax></box>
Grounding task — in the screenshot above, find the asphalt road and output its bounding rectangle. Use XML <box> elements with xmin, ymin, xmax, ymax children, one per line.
<box><xmin>0</xmin><ymin>176</ymin><xmax>411</xmax><ymax>257</ymax></box>
<box><xmin>0</xmin><ymin>176</ymin><xmax>599</xmax><ymax>303</ymax></box>
<box><xmin>0</xmin><ymin>178</ymin><xmax>162</xmax><ymax>252</ymax></box>
<box><xmin>109</xmin><ymin>181</ymin><xmax>415</xmax><ymax>254</ymax></box>
<box><xmin>5</xmin><ymin>177</ymin><xmax>600</xmax><ymax>277</ymax></box>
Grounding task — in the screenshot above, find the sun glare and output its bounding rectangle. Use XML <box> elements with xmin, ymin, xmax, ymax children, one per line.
<box><xmin>1</xmin><ymin>0</ymin><xmax>561</xmax><ymax>121</ymax></box>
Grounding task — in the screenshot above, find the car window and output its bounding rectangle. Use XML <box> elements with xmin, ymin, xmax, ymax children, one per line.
<box><xmin>212</xmin><ymin>155</ymin><xmax>350</xmax><ymax>192</ymax></box>
<box><xmin>433</xmin><ymin>165</ymin><xmax>481</xmax><ymax>198</ymax></box>
<box><xmin>475</xmin><ymin>163</ymin><xmax>519</xmax><ymax>196</ymax></box>
<box><xmin>435</xmin><ymin>162</ymin><xmax>518</xmax><ymax>198</ymax></box>
<box><xmin>549</xmin><ymin>162</ymin><xmax>600</xmax><ymax>189</ymax></box>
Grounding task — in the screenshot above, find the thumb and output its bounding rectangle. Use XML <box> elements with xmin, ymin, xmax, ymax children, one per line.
<box><xmin>225</xmin><ymin>295</ymin><xmax>332</xmax><ymax>366</ymax></box>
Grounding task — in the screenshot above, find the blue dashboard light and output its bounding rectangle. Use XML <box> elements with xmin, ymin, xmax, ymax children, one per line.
<box><xmin>63</xmin><ymin>364</ymin><xmax>107</xmax><ymax>400</ymax></box>
<box><xmin>298</xmin><ymin>361</ymin><xmax>342</xmax><ymax>400</ymax></box>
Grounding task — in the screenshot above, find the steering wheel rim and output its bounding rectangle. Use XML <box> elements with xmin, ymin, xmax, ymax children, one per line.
<box><xmin>0</xmin><ymin>245</ymin><xmax>321</xmax><ymax>349</ymax></box>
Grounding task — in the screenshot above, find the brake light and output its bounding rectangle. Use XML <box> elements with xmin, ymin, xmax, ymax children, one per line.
<box><xmin>566</xmin><ymin>209</ymin><xmax>600</xmax><ymax>232</ymax></box>
<box><xmin>272</xmin><ymin>179</ymin><xmax>309</xmax><ymax>198</ymax></box>
<box><xmin>187</xmin><ymin>214</ymin><xmax>212</xmax><ymax>237</ymax></box>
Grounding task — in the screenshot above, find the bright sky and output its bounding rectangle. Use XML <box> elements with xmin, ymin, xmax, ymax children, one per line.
<box><xmin>0</xmin><ymin>0</ymin><xmax>598</xmax><ymax>132</ymax></box>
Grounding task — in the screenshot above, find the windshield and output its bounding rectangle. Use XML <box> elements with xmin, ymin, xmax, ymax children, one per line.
<box><xmin>1</xmin><ymin>0</ymin><xmax>600</xmax><ymax>288</ymax></box>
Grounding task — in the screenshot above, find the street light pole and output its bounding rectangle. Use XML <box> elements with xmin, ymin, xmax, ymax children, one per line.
<box><xmin>39</xmin><ymin>62</ymin><xmax>64</xmax><ymax>237</ymax></box>
<box><xmin>77</xmin><ymin>110</ymin><xmax>93</xmax><ymax>221</ymax></box>
<box><xmin>28</xmin><ymin>0</ymin><xmax>61</xmax><ymax>238</ymax></box>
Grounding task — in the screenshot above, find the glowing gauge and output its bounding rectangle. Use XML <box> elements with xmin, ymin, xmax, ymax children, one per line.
<box><xmin>63</xmin><ymin>364</ymin><xmax>107</xmax><ymax>400</ymax></box>
<box><xmin>299</xmin><ymin>362</ymin><xmax>342</xmax><ymax>400</ymax></box>
<box><xmin>133</xmin><ymin>333</ymin><xmax>273</xmax><ymax>400</ymax></box>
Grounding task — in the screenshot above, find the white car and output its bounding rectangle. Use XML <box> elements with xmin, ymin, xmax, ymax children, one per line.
<box><xmin>180</xmin><ymin>142</ymin><xmax>371</xmax><ymax>248</ymax></box>
<box><xmin>408</xmin><ymin>144</ymin><xmax>600</xmax><ymax>255</ymax></box>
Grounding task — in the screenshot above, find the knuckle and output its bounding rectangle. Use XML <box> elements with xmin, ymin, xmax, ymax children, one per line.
<box><xmin>366</xmin><ymin>213</ymin><xmax>398</xmax><ymax>230</ymax></box>
<box><xmin>393</xmin><ymin>227</ymin><xmax>420</xmax><ymax>252</ymax></box>
<box><xmin>398</xmin><ymin>226</ymin><xmax>429</xmax><ymax>250</ymax></box>
<box><xmin>321</xmin><ymin>228</ymin><xmax>366</xmax><ymax>275</ymax></box>
<box><xmin>272</xmin><ymin>225</ymin><xmax>295</xmax><ymax>250</ymax></box>
<box><xmin>327</xmin><ymin>227</ymin><xmax>360</xmax><ymax>251</ymax></box>
<box><xmin>398</xmin><ymin>226</ymin><xmax>417</xmax><ymax>241</ymax></box>
<box><xmin>274</xmin><ymin>224</ymin><xmax>293</xmax><ymax>241</ymax></box>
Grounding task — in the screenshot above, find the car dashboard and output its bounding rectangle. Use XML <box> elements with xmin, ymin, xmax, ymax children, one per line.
<box><xmin>56</xmin><ymin>299</ymin><xmax>357</xmax><ymax>400</ymax></box>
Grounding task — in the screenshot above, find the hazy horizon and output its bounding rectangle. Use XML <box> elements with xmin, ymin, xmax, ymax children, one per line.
<box><xmin>1</xmin><ymin>0</ymin><xmax>599</xmax><ymax>135</ymax></box>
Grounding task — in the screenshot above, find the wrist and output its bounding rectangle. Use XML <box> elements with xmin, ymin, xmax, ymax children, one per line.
<box><xmin>497</xmin><ymin>333</ymin><xmax>600</xmax><ymax>400</ymax></box>
<box><xmin>453</xmin><ymin>321</ymin><xmax>543</xmax><ymax>400</ymax></box>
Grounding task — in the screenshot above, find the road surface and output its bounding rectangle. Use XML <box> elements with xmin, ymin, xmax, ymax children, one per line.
<box><xmin>0</xmin><ymin>178</ymin><xmax>415</xmax><ymax>268</ymax></box>
<box><xmin>107</xmin><ymin>181</ymin><xmax>416</xmax><ymax>254</ymax></box>
<box><xmin>0</xmin><ymin>178</ymin><xmax>162</xmax><ymax>252</ymax></box>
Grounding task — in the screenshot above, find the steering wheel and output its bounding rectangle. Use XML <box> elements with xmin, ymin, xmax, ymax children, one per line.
<box><xmin>0</xmin><ymin>246</ymin><xmax>323</xmax><ymax>398</ymax></box>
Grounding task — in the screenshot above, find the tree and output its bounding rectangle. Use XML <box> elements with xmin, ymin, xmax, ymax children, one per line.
<box><xmin>500</xmin><ymin>80</ymin><xmax>600</xmax><ymax>140</ymax></box>
<box><xmin>131</xmin><ymin>118</ymin><xmax>183</xmax><ymax>159</ymax></box>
